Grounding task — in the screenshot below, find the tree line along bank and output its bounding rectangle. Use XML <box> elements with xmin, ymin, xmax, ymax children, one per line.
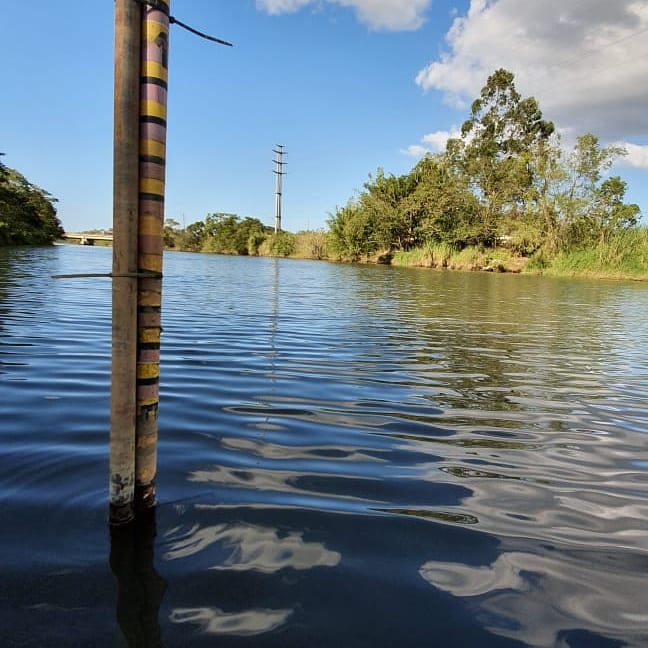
<box><xmin>3</xmin><ymin>69</ymin><xmax>646</xmax><ymax>279</ymax></box>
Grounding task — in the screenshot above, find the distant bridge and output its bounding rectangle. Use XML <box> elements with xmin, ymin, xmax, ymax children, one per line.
<box><xmin>62</xmin><ymin>232</ymin><xmax>113</xmax><ymax>246</ymax></box>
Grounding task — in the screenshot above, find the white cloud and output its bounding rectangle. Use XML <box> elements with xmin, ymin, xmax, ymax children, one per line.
<box><xmin>414</xmin><ymin>0</ymin><xmax>648</xmax><ymax>142</ymax></box>
<box><xmin>402</xmin><ymin>144</ymin><xmax>431</xmax><ymax>157</ymax></box>
<box><xmin>256</xmin><ymin>0</ymin><xmax>312</xmax><ymax>14</ymax></box>
<box><xmin>422</xmin><ymin>128</ymin><xmax>461</xmax><ymax>150</ymax></box>
<box><xmin>619</xmin><ymin>143</ymin><xmax>648</xmax><ymax>169</ymax></box>
<box><xmin>403</xmin><ymin>127</ymin><xmax>461</xmax><ymax>158</ymax></box>
<box><xmin>256</xmin><ymin>0</ymin><xmax>432</xmax><ymax>30</ymax></box>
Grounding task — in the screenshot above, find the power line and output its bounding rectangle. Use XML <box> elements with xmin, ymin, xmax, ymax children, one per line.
<box><xmin>133</xmin><ymin>0</ymin><xmax>233</xmax><ymax>47</ymax></box>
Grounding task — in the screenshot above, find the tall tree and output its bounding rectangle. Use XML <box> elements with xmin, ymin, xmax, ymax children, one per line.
<box><xmin>455</xmin><ymin>69</ymin><xmax>555</xmax><ymax>245</ymax></box>
<box><xmin>559</xmin><ymin>134</ymin><xmax>634</xmax><ymax>247</ymax></box>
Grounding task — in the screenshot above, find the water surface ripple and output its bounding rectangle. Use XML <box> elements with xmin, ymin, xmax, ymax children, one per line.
<box><xmin>1</xmin><ymin>245</ymin><xmax>647</xmax><ymax>647</ymax></box>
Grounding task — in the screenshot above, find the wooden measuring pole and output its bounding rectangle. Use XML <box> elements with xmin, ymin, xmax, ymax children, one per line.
<box><xmin>135</xmin><ymin>0</ymin><xmax>170</xmax><ymax>511</ymax></box>
<box><xmin>110</xmin><ymin>0</ymin><xmax>142</xmax><ymax>526</ymax></box>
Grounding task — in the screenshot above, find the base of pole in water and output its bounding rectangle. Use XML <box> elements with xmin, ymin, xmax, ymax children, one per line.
<box><xmin>109</xmin><ymin>485</ymin><xmax>155</xmax><ymax>526</ymax></box>
<box><xmin>135</xmin><ymin>483</ymin><xmax>156</xmax><ymax>511</ymax></box>
<box><xmin>110</xmin><ymin>501</ymin><xmax>136</xmax><ymax>527</ymax></box>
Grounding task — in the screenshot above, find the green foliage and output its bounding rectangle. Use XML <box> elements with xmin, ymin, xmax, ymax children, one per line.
<box><xmin>182</xmin><ymin>213</ymin><xmax>267</xmax><ymax>255</ymax></box>
<box><xmin>183</xmin><ymin>220</ymin><xmax>206</xmax><ymax>251</ymax></box>
<box><xmin>0</xmin><ymin>160</ymin><xmax>64</xmax><ymax>246</ymax></box>
<box><xmin>247</xmin><ymin>231</ymin><xmax>267</xmax><ymax>256</ymax></box>
<box><xmin>163</xmin><ymin>218</ymin><xmax>180</xmax><ymax>248</ymax></box>
<box><xmin>392</xmin><ymin>241</ymin><xmax>456</xmax><ymax>268</ymax></box>
<box><xmin>259</xmin><ymin>231</ymin><xmax>296</xmax><ymax>257</ymax></box>
<box><xmin>555</xmin><ymin>134</ymin><xmax>636</xmax><ymax>249</ymax></box>
<box><xmin>408</xmin><ymin>154</ymin><xmax>480</xmax><ymax>247</ymax></box>
<box><xmin>328</xmin><ymin>201</ymin><xmax>377</xmax><ymax>260</ymax></box>
<box><xmin>325</xmin><ymin>68</ymin><xmax>642</xmax><ymax>273</ymax></box>
<box><xmin>545</xmin><ymin>227</ymin><xmax>648</xmax><ymax>277</ymax></box>
<box><xmin>456</xmin><ymin>68</ymin><xmax>555</xmax><ymax>246</ymax></box>
<box><xmin>523</xmin><ymin>249</ymin><xmax>551</xmax><ymax>272</ymax></box>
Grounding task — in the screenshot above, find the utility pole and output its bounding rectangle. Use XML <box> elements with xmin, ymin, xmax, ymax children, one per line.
<box><xmin>273</xmin><ymin>145</ymin><xmax>286</xmax><ymax>234</ymax></box>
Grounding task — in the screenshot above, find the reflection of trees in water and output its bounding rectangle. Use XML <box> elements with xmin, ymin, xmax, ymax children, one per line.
<box><xmin>373</xmin><ymin>271</ymin><xmax>622</xmax><ymax>429</ymax></box>
<box><xmin>419</xmin><ymin>541</ymin><xmax>648</xmax><ymax>646</ymax></box>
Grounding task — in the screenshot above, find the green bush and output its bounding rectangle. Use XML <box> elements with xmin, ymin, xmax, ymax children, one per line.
<box><xmin>259</xmin><ymin>231</ymin><xmax>296</xmax><ymax>257</ymax></box>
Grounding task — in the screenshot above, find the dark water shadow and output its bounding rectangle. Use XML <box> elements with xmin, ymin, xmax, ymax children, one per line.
<box><xmin>110</xmin><ymin>509</ymin><xmax>167</xmax><ymax>648</ymax></box>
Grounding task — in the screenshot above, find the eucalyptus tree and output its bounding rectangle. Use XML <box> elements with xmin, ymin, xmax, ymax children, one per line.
<box><xmin>590</xmin><ymin>176</ymin><xmax>639</xmax><ymax>246</ymax></box>
<box><xmin>453</xmin><ymin>69</ymin><xmax>555</xmax><ymax>246</ymax></box>
<box><xmin>559</xmin><ymin>134</ymin><xmax>637</xmax><ymax>247</ymax></box>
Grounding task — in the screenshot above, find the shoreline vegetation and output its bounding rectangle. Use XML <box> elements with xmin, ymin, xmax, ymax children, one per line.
<box><xmin>157</xmin><ymin>223</ymin><xmax>648</xmax><ymax>281</ymax></box>
<box><xmin>3</xmin><ymin>69</ymin><xmax>647</xmax><ymax>281</ymax></box>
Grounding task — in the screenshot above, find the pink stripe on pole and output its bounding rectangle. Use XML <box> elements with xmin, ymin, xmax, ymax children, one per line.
<box><xmin>138</xmin><ymin>348</ymin><xmax>161</xmax><ymax>363</ymax></box>
<box><xmin>139</xmin><ymin>234</ymin><xmax>164</xmax><ymax>255</ymax></box>
<box><xmin>141</xmin><ymin>122</ymin><xmax>167</xmax><ymax>143</ymax></box>
<box><xmin>142</xmin><ymin>84</ymin><xmax>167</xmax><ymax>104</ymax></box>
<box><xmin>137</xmin><ymin>384</ymin><xmax>160</xmax><ymax>400</ymax></box>
<box><xmin>140</xmin><ymin>162</ymin><xmax>165</xmax><ymax>181</ymax></box>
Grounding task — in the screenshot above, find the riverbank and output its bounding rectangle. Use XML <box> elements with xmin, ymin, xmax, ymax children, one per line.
<box><xmin>64</xmin><ymin>225</ymin><xmax>648</xmax><ymax>282</ymax></box>
<box><xmin>298</xmin><ymin>228</ymin><xmax>648</xmax><ymax>282</ymax></box>
<box><xmin>387</xmin><ymin>237</ymin><xmax>648</xmax><ymax>281</ymax></box>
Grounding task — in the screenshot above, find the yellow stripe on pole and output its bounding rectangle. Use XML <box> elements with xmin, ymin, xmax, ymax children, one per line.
<box><xmin>140</xmin><ymin>177</ymin><xmax>165</xmax><ymax>196</ymax></box>
<box><xmin>138</xmin><ymin>290</ymin><xmax>161</xmax><ymax>308</ymax></box>
<box><xmin>137</xmin><ymin>397</ymin><xmax>160</xmax><ymax>409</ymax></box>
<box><xmin>142</xmin><ymin>60</ymin><xmax>168</xmax><ymax>82</ymax></box>
<box><xmin>138</xmin><ymin>254</ymin><xmax>163</xmax><ymax>273</ymax></box>
<box><xmin>139</xmin><ymin>327</ymin><xmax>161</xmax><ymax>344</ymax></box>
<box><xmin>143</xmin><ymin>24</ymin><xmax>169</xmax><ymax>42</ymax></box>
<box><xmin>137</xmin><ymin>363</ymin><xmax>160</xmax><ymax>380</ymax></box>
<box><xmin>140</xmin><ymin>100</ymin><xmax>167</xmax><ymax>120</ymax></box>
<box><xmin>139</xmin><ymin>214</ymin><xmax>162</xmax><ymax>235</ymax></box>
<box><xmin>140</xmin><ymin>139</ymin><xmax>165</xmax><ymax>158</ymax></box>
<box><xmin>136</xmin><ymin>464</ymin><xmax>156</xmax><ymax>481</ymax></box>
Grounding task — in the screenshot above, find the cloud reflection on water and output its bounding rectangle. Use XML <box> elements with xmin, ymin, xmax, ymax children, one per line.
<box><xmin>420</xmin><ymin>546</ymin><xmax>648</xmax><ymax>647</ymax></box>
<box><xmin>169</xmin><ymin>606</ymin><xmax>292</xmax><ymax>637</ymax></box>
<box><xmin>164</xmin><ymin>519</ymin><xmax>341</xmax><ymax>572</ymax></box>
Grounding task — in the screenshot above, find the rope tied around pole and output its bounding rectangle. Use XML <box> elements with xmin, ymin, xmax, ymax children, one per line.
<box><xmin>133</xmin><ymin>0</ymin><xmax>233</xmax><ymax>47</ymax></box>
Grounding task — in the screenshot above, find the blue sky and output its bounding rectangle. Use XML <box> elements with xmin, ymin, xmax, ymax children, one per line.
<box><xmin>2</xmin><ymin>0</ymin><xmax>647</xmax><ymax>233</ymax></box>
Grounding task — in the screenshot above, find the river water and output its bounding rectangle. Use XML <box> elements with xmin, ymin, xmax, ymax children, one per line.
<box><xmin>1</xmin><ymin>244</ymin><xmax>647</xmax><ymax>647</ymax></box>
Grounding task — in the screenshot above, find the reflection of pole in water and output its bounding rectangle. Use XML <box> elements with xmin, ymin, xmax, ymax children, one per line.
<box><xmin>110</xmin><ymin>509</ymin><xmax>167</xmax><ymax>647</ymax></box>
<box><xmin>261</xmin><ymin>259</ymin><xmax>280</xmax><ymax>431</ymax></box>
<box><xmin>270</xmin><ymin>258</ymin><xmax>279</xmax><ymax>340</ymax></box>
